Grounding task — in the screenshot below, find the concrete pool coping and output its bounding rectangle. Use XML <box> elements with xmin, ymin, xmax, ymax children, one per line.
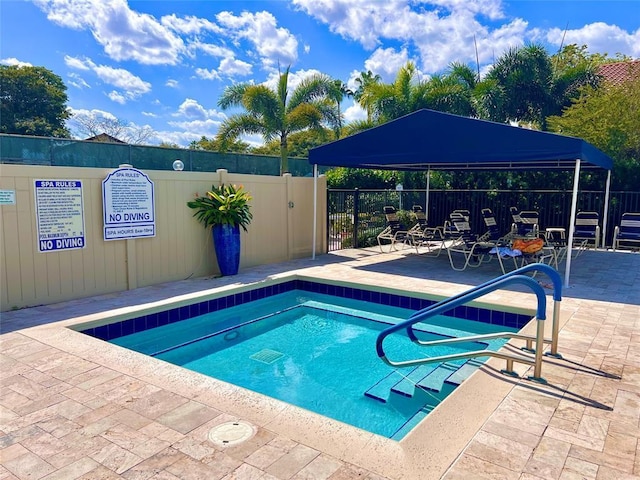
<box><xmin>2</xmin><ymin>247</ymin><xmax>639</xmax><ymax>479</ymax></box>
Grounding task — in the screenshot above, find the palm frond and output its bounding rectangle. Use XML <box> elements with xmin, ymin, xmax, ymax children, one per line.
<box><xmin>216</xmin><ymin>114</ymin><xmax>267</xmax><ymax>149</ymax></box>
<box><xmin>288</xmin><ymin>73</ymin><xmax>341</xmax><ymax>109</ymax></box>
<box><xmin>286</xmin><ymin>103</ymin><xmax>323</xmax><ymax>132</ymax></box>
<box><xmin>242</xmin><ymin>86</ymin><xmax>282</xmax><ymax>121</ymax></box>
<box><xmin>218</xmin><ymin>83</ymin><xmax>250</xmax><ymax>109</ymax></box>
<box><xmin>277</xmin><ymin>66</ymin><xmax>290</xmax><ymax>108</ymax></box>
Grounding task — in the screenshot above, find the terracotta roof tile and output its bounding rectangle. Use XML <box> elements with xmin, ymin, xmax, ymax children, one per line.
<box><xmin>598</xmin><ymin>60</ymin><xmax>640</xmax><ymax>86</ymax></box>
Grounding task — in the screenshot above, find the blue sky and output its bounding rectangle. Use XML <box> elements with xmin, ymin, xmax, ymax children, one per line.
<box><xmin>1</xmin><ymin>0</ymin><xmax>639</xmax><ymax>147</ymax></box>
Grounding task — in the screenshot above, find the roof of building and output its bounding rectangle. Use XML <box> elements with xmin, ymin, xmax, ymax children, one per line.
<box><xmin>84</xmin><ymin>133</ymin><xmax>127</xmax><ymax>144</ymax></box>
<box><xmin>598</xmin><ymin>60</ymin><xmax>640</xmax><ymax>86</ymax></box>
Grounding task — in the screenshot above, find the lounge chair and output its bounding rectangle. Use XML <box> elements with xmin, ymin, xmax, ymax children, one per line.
<box><xmin>511</xmin><ymin>210</ymin><xmax>539</xmax><ymax>237</ymax></box>
<box><xmin>480</xmin><ymin>208</ymin><xmax>512</xmax><ymax>243</ymax></box>
<box><xmin>377</xmin><ymin>206</ymin><xmax>411</xmax><ymax>252</ymax></box>
<box><xmin>446</xmin><ymin>216</ymin><xmax>502</xmax><ymax>271</ymax></box>
<box><xmin>406</xmin><ymin>205</ymin><xmax>444</xmax><ymax>255</ymax></box>
<box><xmin>613</xmin><ymin>212</ymin><xmax>640</xmax><ymax>251</ymax></box>
<box><xmin>573</xmin><ymin>211</ymin><xmax>600</xmax><ymax>249</ymax></box>
<box><xmin>442</xmin><ymin>210</ymin><xmax>471</xmax><ymax>240</ymax></box>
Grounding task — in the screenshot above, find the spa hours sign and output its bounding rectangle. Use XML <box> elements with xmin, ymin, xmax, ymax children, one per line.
<box><xmin>102</xmin><ymin>166</ymin><xmax>155</xmax><ymax>241</ymax></box>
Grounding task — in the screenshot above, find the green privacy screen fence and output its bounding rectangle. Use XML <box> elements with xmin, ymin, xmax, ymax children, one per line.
<box><xmin>0</xmin><ymin>134</ymin><xmax>316</xmax><ymax>177</ymax></box>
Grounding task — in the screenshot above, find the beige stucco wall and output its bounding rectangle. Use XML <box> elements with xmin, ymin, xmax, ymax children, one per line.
<box><xmin>0</xmin><ymin>164</ymin><xmax>327</xmax><ymax>311</ymax></box>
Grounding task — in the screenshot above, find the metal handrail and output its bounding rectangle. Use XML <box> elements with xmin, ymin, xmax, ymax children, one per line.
<box><xmin>405</xmin><ymin>263</ymin><xmax>563</xmax><ymax>357</ymax></box>
<box><xmin>376</xmin><ymin>273</ymin><xmax>554</xmax><ymax>381</ymax></box>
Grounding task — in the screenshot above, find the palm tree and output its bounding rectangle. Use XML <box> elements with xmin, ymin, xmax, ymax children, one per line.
<box><xmin>422</xmin><ymin>63</ymin><xmax>479</xmax><ymax>117</ymax></box>
<box><xmin>216</xmin><ymin>66</ymin><xmax>342</xmax><ymax>175</ymax></box>
<box><xmin>332</xmin><ymin>79</ymin><xmax>353</xmax><ymax>139</ymax></box>
<box><xmin>353</xmin><ymin>70</ymin><xmax>381</xmax><ymax>122</ymax></box>
<box><xmin>360</xmin><ymin>62</ymin><xmax>431</xmax><ymax>123</ymax></box>
<box><xmin>475</xmin><ymin>43</ymin><xmax>600</xmax><ymax>129</ymax></box>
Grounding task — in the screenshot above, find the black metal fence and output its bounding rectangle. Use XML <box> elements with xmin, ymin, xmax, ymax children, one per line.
<box><xmin>327</xmin><ymin>189</ymin><xmax>640</xmax><ymax>251</ymax></box>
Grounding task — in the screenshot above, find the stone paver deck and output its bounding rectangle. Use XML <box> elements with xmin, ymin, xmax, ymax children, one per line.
<box><xmin>1</xmin><ymin>248</ymin><xmax>639</xmax><ymax>479</ymax></box>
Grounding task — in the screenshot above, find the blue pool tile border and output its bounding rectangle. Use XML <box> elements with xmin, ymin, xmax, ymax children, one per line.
<box><xmin>80</xmin><ymin>279</ymin><xmax>532</xmax><ymax>341</ymax></box>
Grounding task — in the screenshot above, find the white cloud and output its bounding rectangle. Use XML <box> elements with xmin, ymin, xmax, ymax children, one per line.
<box><xmin>64</xmin><ymin>55</ymin><xmax>91</xmax><ymax>70</ymax></box>
<box><xmin>160</xmin><ymin>13</ymin><xmax>222</xmax><ymax>35</ymax></box>
<box><xmin>142</xmin><ymin>111</ymin><xmax>157</xmax><ymax>117</ymax></box>
<box><xmin>168</xmin><ymin>118</ymin><xmax>223</xmax><ymax>132</ymax></box>
<box><xmin>33</xmin><ymin>0</ymin><xmax>185</xmax><ymax>65</ymax></box>
<box><xmin>343</xmin><ymin>101</ymin><xmax>367</xmax><ymax>123</ymax></box>
<box><xmin>364</xmin><ymin>48</ymin><xmax>411</xmax><ymax>81</ymax></box>
<box><xmin>107</xmin><ymin>90</ymin><xmax>127</xmax><ymax>104</ymax></box>
<box><xmin>0</xmin><ymin>57</ymin><xmax>33</xmax><ymax>67</ymax></box>
<box><xmin>65</xmin><ymin>56</ymin><xmax>151</xmax><ymax>101</ymax></box>
<box><xmin>93</xmin><ymin>64</ymin><xmax>151</xmax><ymax>97</ymax></box>
<box><xmin>165</xmin><ymin>79</ymin><xmax>179</xmax><ymax>88</ymax></box>
<box><xmin>174</xmin><ymin>98</ymin><xmax>226</xmax><ymax>122</ymax></box>
<box><xmin>194</xmin><ymin>68</ymin><xmax>220</xmax><ymax>81</ymax></box>
<box><xmin>263</xmin><ymin>68</ymin><xmax>323</xmax><ymax>92</ymax></box>
<box><xmin>218</xmin><ymin>57</ymin><xmax>253</xmax><ymax>77</ymax></box>
<box><xmin>67</xmin><ymin>72</ymin><xmax>90</xmax><ymax>89</ymax></box>
<box><xmin>543</xmin><ymin>23</ymin><xmax>640</xmax><ymax>58</ymax></box>
<box><xmin>194</xmin><ymin>42</ymin><xmax>235</xmax><ymax>59</ymax></box>
<box><xmin>216</xmin><ymin>10</ymin><xmax>298</xmax><ymax>69</ymax></box>
<box><xmin>290</xmin><ymin>0</ymin><xmax>525</xmax><ymax>73</ymax></box>
<box><xmin>68</xmin><ymin>107</ymin><xmax>117</xmax><ymax>121</ymax></box>
<box><xmin>148</xmin><ymin>129</ymin><xmax>202</xmax><ymax>147</ymax></box>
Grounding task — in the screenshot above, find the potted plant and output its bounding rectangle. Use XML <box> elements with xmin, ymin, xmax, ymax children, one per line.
<box><xmin>187</xmin><ymin>184</ymin><xmax>253</xmax><ymax>276</ymax></box>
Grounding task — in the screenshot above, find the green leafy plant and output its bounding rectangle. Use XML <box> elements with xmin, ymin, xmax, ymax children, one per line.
<box><xmin>187</xmin><ymin>184</ymin><xmax>253</xmax><ymax>231</ymax></box>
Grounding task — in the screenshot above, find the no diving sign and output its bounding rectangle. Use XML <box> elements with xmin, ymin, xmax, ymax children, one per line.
<box><xmin>102</xmin><ymin>167</ymin><xmax>155</xmax><ymax>241</ymax></box>
<box><xmin>35</xmin><ymin>180</ymin><xmax>86</xmax><ymax>252</ymax></box>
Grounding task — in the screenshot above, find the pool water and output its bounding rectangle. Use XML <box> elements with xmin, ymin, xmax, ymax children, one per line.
<box><xmin>110</xmin><ymin>290</ymin><xmax>517</xmax><ymax>439</ymax></box>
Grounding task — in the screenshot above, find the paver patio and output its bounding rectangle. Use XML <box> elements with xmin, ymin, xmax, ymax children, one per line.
<box><xmin>1</xmin><ymin>247</ymin><xmax>639</xmax><ymax>479</ymax></box>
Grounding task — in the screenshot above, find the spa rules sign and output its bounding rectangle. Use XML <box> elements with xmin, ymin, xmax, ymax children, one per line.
<box><xmin>102</xmin><ymin>166</ymin><xmax>155</xmax><ymax>241</ymax></box>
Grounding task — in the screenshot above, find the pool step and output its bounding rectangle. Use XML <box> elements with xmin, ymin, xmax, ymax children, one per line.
<box><xmin>391</xmin><ymin>404</ymin><xmax>436</xmax><ymax>440</ymax></box>
<box><xmin>445</xmin><ymin>359</ymin><xmax>484</xmax><ymax>386</ymax></box>
<box><xmin>365</xmin><ymin>359</ymin><xmax>485</xmax><ymax>403</ymax></box>
<box><xmin>416</xmin><ymin>363</ymin><xmax>459</xmax><ymax>392</ymax></box>
<box><xmin>364</xmin><ymin>370</ymin><xmax>404</xmax><ymax>403</ymax></box>
<box><xmin>390</xmin><ymin>364</ymin><xmax>438</xmax><ymax>397</ymax></box>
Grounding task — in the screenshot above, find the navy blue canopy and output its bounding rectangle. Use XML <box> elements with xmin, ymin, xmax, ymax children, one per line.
<box><xmin>309</xmin><ymin>109</ymin><xmax>612</xmax><ymax>171</ymax></box>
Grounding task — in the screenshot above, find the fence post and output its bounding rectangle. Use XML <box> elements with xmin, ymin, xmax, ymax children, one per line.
<box><xmin>353</xmin><ymin>188</ymin><xmax>360</xmax><ymax>248</ymax></box>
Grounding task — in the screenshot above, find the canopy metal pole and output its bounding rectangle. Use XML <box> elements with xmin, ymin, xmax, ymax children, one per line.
<box><xmin>564</xmin><ymin>159</ymin><xmax>581</xmax><ymax>287</ymax></box>
<box><xmin>602</xmin><ymin>170</ymin><xmax>612</xmax><ymax>248</ymax></box>
<box><xmin>312</xmin><ymin>164</ymin><xmax>318</xmax><ymax>260</ymax></box>
<box><xmin>425</xmin><ymin>167</ymin><xmax>431</xmax><ymax>219</ymax></box>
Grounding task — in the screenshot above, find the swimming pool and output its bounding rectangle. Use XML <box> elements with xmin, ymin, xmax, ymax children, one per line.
<box><xmin>78</xmin><ymin>278</ymin><xmax>532</xmax><ymax>439</ymax></box>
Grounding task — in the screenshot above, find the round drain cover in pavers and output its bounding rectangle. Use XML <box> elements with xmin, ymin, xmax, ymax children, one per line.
<box><xmin>208</xmin><ymin>421</ymin><xmax>256</xmax><ymax>446</ymax></box>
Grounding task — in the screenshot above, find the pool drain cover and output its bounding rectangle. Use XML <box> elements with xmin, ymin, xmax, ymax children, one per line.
<box><xmin>208</xmin><ymin>421</ymin><xmax>256</xmax><ymax>446</ymax></box>
<box><xmin>250</xmin><ymin>348</ymin><xmax>284</xmax><ymax>364</ymax></box>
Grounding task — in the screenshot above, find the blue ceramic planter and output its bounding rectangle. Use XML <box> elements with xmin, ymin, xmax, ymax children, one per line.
<box><xmin>212</xmin><ymin>224</ymin><xmax>240</xmax><ymax>276</ymax></box>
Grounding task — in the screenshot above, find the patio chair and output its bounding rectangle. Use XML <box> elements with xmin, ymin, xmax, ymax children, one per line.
<box><xmin>406</xmin><ymin>205</ymin><xmax>445</xmax><ymax>255</ymax></box>
<box><xmin>377</xmin><ymin>206</ymin><xmax>411</xmax><ymax>253</ymax></box>
<box><xmin>477</xmin><ymin>208</ymin><xmax>522</xmax><ymax>272</ymax></box>
<box><xmin>613</xmin><ymin>212</ymin><xmax>640</xmax><ymax>251</ymax></box>
<box><xmin>543</xmin><ymin>228</ymin><xmax>569</xmax><ymax>268</ymax></box>
<box><xmin>480</xmin><ymin>208</ymin><xmax>512</xmax><ymax>243</ymax></box>
<box><xmin>511</xmin><ymin>210</ymin><xmax>539</xmax><ymax>237</ymax></box>
<box><xmin>442</xmin><ymin>210</ymin><xmax>471</xmax><ymax>240</ymax></box>
<box><xmin>573</xmin><ymin>211</ymin><xmax>600</xmax><ymax>249</ymax></box>
<box><xmin>446</xmin><ymin>216</ymin><xmax>504</xmax><ymax>272</ymax></box>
